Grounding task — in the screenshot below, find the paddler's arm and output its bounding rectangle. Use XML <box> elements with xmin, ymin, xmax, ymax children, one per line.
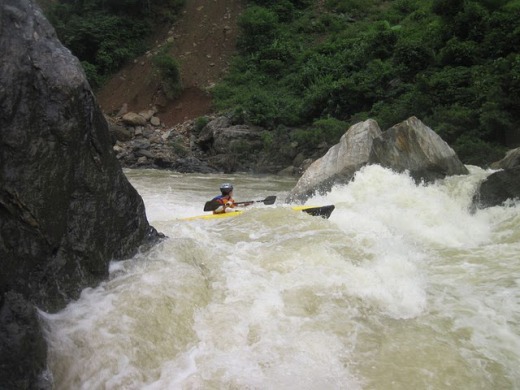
<box><xmin>235</xmin><ymin>202</ymin><xmax>254</xmax><ymax>207</ymax></box>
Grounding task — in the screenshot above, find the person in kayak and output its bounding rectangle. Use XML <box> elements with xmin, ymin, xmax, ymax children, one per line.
<box><xmin>212</xmin><ymin>183</ymin><xmax>237</xmax><ymax>214</ymax></box>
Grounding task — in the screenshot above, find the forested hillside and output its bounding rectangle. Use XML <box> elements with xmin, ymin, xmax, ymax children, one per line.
<box><xmin>46</xmin><ymin>0</ymin><xmax>520</xmax><ymax>166</ymax></box>
<box><xmin>213</xmin><ymin>0</ymin><xmax>520</xmax><ymax>165</ymax></box>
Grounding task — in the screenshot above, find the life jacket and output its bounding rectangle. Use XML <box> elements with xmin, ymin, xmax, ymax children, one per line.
<box><xmin>212</xmin><ymin>194</ymin><xmax>235</xmax><ymax>214</ymax></box>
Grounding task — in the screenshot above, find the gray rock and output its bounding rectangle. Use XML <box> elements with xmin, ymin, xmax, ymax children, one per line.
<box><xmin>131</xmin><ymin>138</ymin><xmax>151</xmax><ymax>150</ymax></box>
<box><xmin>173</xmin><ymin>157</ymin><xmax>219</xmax><ymax>173</ymax></box>
<box><xmin>287</xmin><ymin>119</ymin><xmax>382</xmax><ymax>202</ymax></box>
<box><xmin>369</xmin><ymin>116</ymin><xmax>469</xmax><ymax>182</ymax></box>
<box><xmin>122</xmin><ymin>112</ymin><xmax>147</xmax><ymax>126</ymax></box>
<box><xmin>473</xmin><ymin>166</ymin><xmax>520</xmax><ymax>209</ymax></box>
<box><xmin>136</xmin><ymin>149</ymin><xmax>155</xmax><ymax>159</ymax></box>
<box><xmin>150</xmin><ymin>116</ymin><xmax>161</xmax><ymax>126</ymax></box>
<box><xmin>108</xmin><ymin>121</ymin><xmax>133</xmax><ymax>142</ymax></box>
<box><xmin>0</xmin><ymin>0</ymin><xmax>162</xmax><ymax>386</ymax></box>
<box><xmin>490</xmin><ymin>147</ymin><xmax>520</xmax><ymax>169</ymax></box>
<box><xmin>287</xmin><ymin>117</ymin><xmax>469</xmax><ymax>202</ymax></box>
<box><xmin>194</xmin><ymin>116</ymin><xmax>265</xmax><ymax>172</ymax></box>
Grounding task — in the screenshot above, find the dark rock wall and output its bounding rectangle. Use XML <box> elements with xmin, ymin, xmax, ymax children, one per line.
<box><xmin>473</xmin><ymin>166</ymin><xmax>520</xmax><ymax>209</ymax></box>
<box><xmin>0</xmin><ymin>0</ymin><xmax>161</xmax><ymax>387</ymax></box>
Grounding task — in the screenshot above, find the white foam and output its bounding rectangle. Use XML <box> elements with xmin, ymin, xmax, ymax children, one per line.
<box><xmin>42</xmin><ymin>168</ymin><xmax>520</xmax><ymax>389</ymax></box>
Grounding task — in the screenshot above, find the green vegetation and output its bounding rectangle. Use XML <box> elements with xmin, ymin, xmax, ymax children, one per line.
<box><xmin>153</xmin><ymin>44</ymin><xmax>183</xmax><ymax>100</ymax></box>
<box><xmin>193</xmin><ymin>116</ymin><xmax>211</xmax><ymax>135</ymax></box>
<box><xmin>46</xmin><ymin>0</ymin><xmax>185</xmax><ymax>89</ymax></box>
<box><xmin>213</xmin><ymin>0</ymin><xmax>520</xmax><ymax>165</ymax></box>
<box><xmin>46</xmin><ymin>0</ymin><xmax>520</xmax><ymax>165</ymax></box>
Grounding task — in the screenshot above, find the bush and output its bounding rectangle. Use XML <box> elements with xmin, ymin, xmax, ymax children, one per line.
<box><xmin>237</xmin><ymin>6</ymin><xmax>279</xmax><ymax>53</ymax></box>
<box><xmin>451</xmin><ymin>1</ymin><xmax>489</xmax><ymax>41</ymax></box>
<box><xmin>439</xmin><ymin>38</ymin><xmax>481</xmax><ymax>66</ymax></box>
<box><xmin>325</xmin><ymin>0</ymin><xmax>378</xmax><ymax>17</ymax></box>
<box><xmin>416</xmin><ymin>67</ymin><xmax>476</xmax><ymax>106</ymax></box>
<box><xmin>431</xmin><ymin>0</ymin><xmax>464</xmax><ymax>18</ymax></box>
<box><xmin>371</xmin><ymin>89</ymin><xmax>430</xmax><ymax>129</ymax></box>
<box><xmin>193</xmin><ymin>116</ymin><xmax>210</xmax><ymax>135</ymax></box>
<box><xmin>241</xmin><ymin>87</ymin><xmax>301</xmax><ymax>127</ymax></box>
<box><xmin>453</xmin><ymin>134</ymin><xmax>505</xmax><ymax>166</ymax></box>
<box><xmin>153</xmin><ymin>46</ymin><xmax>183</xmax><ymax>100</ymax></box>
<box><xmin>261</xmin><ymin>130</ymin><xmax>275</xmax><ymax>150</ymax></box>
<box><xmin>81</xmin><ymin>61</ymin><xmax>103</xmax><ymax>89</ymax></box>
<box><xmin>291</xmin><ymin>117</ymin><xmax>347</xmax><ymax>149</ymax></box>
<box><xmin>427</xmin><ymin>105</ymin><xmax>479</xmax><ymax>144</ymax></box>
<box><xmin>392</xmin><ymin>40</ymin><xmax>434</xmax><ymax>77</ymax></box>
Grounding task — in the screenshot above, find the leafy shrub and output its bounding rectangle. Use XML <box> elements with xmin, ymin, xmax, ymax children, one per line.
<box><xmin>451</xmin><ymin>1</ymin><xmax>489</xmax><ymax>41</ymax></box>
<box><xmin>416</xmin><ymin>67</ymin><xmax>475</xmax><ymax>106</ymax></box>
<box><xmin>237</xmin><ymin>6</ymin><xmax>279</xmax><ymax>53</ymax></box>
<box><xmin>439</xmin><ymin>38</ymin><xmax>481</xmax><ymax>66</ymax></box>
<box><xmin>503</xmin><ymin>0</ymin><xmax>520</xmax><ymax>11</ymax></box>
<box><xmin>193</xmin><ymin>116</ymin><xmax>210</xmax><ymax>135</ymax></box>
<box><xmin>325</xmin><ymin>0</ymin><xmax>378</xmax><ymax>17</ymax></box>
<box><xmin>261</xmin><ymin>130</ymin><xmax>275</xmax><ymax>150</ymax></box>
<box><xmin>431</xmin><ymin>0</ymin><xmax>464</xmax><ymax>18</ymax></box>
<box><xmin>240</xmin><ymin>87</ymin><xmax>301</xmax><ymax>127</ymax></box>
<box><xmin>171</xmin><ymin>138</ymin><xmax>188</xmax><ymax>157</ymax></box>
<box><xmin>81</xmin><ymin>61</ymin><xmax>103</xmax><ymax>89</ymax></box>
<box><xmin>153</xmin><ymin>45</ymin><xmax>182</xmax><ymax>100</ymax></box>
<box><xmin>427</xmin><ymin>104</ymin><xmax>479</xmax><ymax>144</ymax></box>
<box><xmin>453</xmin><ymin>134</ymin><xmax>505</xmax><ymax>165</ymax></box>
<box><xmin>483</xmin><ymin>11</ymin><xmax>520</xmax><ymax>57</ymax></box>
<box><xmin>291</xmin><ymin>117</ymin><xmax>347</xmax><ymax>149</ymax></box>
<box><xmin>393</xmin><ymin>0</ymin><xmax>422</xmax><ymax>14</ymax></box>
<box><xmin>393</xmin><ymin>40</ymin><xmax>434</xmax><ymax>77</ymax></box>
<box><xmin>371</xmin><ymin>89</ymin><xmax>430</xmax><ymax>129</ymax></box>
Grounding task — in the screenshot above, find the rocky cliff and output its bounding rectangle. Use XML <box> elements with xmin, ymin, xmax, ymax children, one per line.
<box><xmin>0</xmin><ymin>0</ymin><xmax>162</xmax><ymax>387</ymax></box>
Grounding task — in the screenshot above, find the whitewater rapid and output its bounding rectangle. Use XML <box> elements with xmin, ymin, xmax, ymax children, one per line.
<box><xmin>42</xmin><ymin>165</ymin><xmax>520</xmax><ymax>389</ymax></box>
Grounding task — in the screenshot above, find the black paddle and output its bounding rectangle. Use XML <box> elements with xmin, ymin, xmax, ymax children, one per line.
<box><xmin>203</xmin><ymin>195</ymin><xmax>276</xmax><ymax>212</ymax></box>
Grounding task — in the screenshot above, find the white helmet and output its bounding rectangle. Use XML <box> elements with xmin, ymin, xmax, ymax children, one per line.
<box><xmin>220</xmin><ymin>183</ymin><xmax>233</xmax><ymax>194</ymax></box>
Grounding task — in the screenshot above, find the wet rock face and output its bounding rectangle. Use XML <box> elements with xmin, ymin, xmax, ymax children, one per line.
<box><xmin>471</xmin><ymin>147</ymin><xmax>520</xmax><ymax>210</ymax></box>
<box><xmin>369</xmin><ymin>116</ymin><xmax>469</xmax><ymax>182</ymax></box>
<box><xmin>0</xmin><ymin>0</ymin><xmax>161</xmax><ymax>386</ymax></box>
<box><xmin>473</xmin><ymin>166</ymin><xmax>520</xmax><ymax>209</ymax></box>
<box><xmin>286</xmin><ymin>119</ymin><xmax>383</xmax><ymax>202</ymax></box>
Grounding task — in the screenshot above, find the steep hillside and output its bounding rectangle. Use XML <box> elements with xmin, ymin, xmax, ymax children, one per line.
<box><xmin>96</xmin><ymin>0</ymin><xmax>245</xmax><ymax>126</ymax></box>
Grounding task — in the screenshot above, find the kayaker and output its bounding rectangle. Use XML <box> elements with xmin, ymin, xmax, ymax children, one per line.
<box><xmin>212</xmin><ymin>183</ymin><xmax>237</xmax><ymax>214</ymax></box>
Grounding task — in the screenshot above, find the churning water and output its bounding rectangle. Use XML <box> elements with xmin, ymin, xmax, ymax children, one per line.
<box><xmin>41</xmin><ymin>165</ymin><xmax>520</xmax><ymax>389</ymax></box>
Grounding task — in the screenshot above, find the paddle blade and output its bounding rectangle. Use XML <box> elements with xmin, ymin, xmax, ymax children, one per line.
<box><xmin>263</xmin><ymin>195</ymin><xmax>277</xmax><ymax>205</ymax></box>
<box><xmin>301</xmin><ymin>205</ymin><xmax>335</xmax><ymax>219</ymax></box>
<box><xmin>203</xmin><ymin>200</ymin><xmax>221</xmax><ymax>212</ymax></box>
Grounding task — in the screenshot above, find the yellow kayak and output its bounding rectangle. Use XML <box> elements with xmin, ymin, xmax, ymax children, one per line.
<box><xmin>181</xmin><ymin>205</ymin><xmax>335</xmax><ymax>221</ymax></box>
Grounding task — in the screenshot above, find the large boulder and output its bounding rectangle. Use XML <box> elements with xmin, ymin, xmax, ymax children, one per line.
<box><xmin>472</xmin><ymin>166</ymin><xmax>520</xmax><ymax>209</ymax></box>
<box><xmin>0</xmin><ymin>0</ymin><xmax>161</xmax><ymax>387</ymax></box>
<box><xmin>287</xmin><ymin>119</ymin><xmax>382</xmax><ymax>202</ymax></box>
<box><xmin>490</xmin><ymin>147</ymin><xmax>520</xmax><ymax>169</ymax></box>
<box><xmin>287</xmin><ymin>117</ymin><xmax>469</xmax><ymax>202</ymax></box>
<box><xmin>472</xmin><ymin>148</ymin><xmax>520</xmax><ymax>209</ymax></box>
<box><xmin>369</xmin><ymin>116</ymin><xmax>469</xmax><ymax>182</ymax></box>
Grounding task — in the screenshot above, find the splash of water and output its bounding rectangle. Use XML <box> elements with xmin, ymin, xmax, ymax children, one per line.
<box><xmin>42</xmin><ymin>166</ymin><xmax>520</xmax><ymax>389</ymax></box>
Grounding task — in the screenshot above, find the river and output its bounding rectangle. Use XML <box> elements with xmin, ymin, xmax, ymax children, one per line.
<box><xmin>41</xmin><ymin>165</ymin><xmax>520</xmax><ymax>389</ymax></box>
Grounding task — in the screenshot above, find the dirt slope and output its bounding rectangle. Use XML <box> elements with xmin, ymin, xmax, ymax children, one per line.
<box><xmin>96</xmin><ymin>0</ymin><xmax>245</xmax><ymax>127</ymax></box>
